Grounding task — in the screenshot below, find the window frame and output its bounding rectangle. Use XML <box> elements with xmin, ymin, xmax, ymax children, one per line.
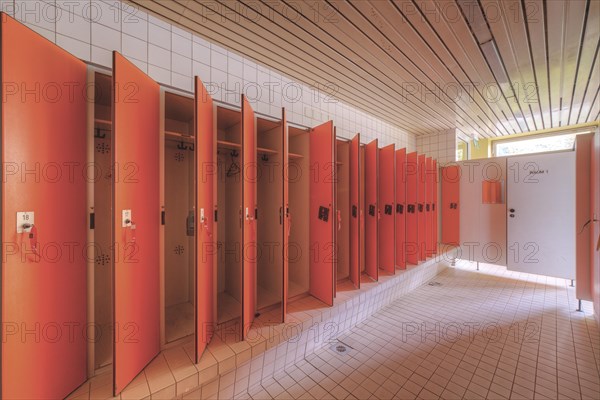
<box><xmin>491</xmin><ymin>131</ymin><xmax>580</xmax><ymax>157</ymax></box>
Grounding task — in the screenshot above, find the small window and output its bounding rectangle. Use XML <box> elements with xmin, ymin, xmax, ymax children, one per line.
<box><xmin>494</xmin><ymin>133</ymin><xmax>575</xmax><ymax>157</ymax></box>
<box><xmin>456</xmin><ymin>138</ymin><xmax>468</xmax><ymax>161</ymax></box>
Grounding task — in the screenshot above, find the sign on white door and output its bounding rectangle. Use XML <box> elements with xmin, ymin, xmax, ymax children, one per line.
<box><xmin>507</xmin><ymin>151</ymin><xmax>575</xmax><ymax>279</ymax></box>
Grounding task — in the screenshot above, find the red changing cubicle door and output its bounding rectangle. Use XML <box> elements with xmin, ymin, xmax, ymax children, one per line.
<box><xmin>365</xmin><ymin>139</ymin><xmax>379</xmax><ymax>280</ymax></box>
<box><xmin>426</xmin><ymin>157</ymin><xmax>433</xmax><ymax>257</ymax></box>
<box><xmin>441</xmin><ymin>165</ymin><xmax>460</xmax><ymax>244</ymax></box>
<box><xmin>282</xmin><ymin>109</ymin><xmax>289</xmax><ymax>320</ymax></box>
<box><xmin>241</xmin><ymin>96</ymin><xmax>257</xmax><ymax>338</ymax></box>
<box><xmin>350</xmin><ymin>134</ymin><xmax>361</xmax><ymax>288</ymax></box>
<box><xmin>379</xmin><ymin>144</ymin><xmax>395</xmax><ymax>273</ymax></box>
<box><xmin>309</xmin><ymin>121</ymin><xmax>335</xmax><ymax>306</ymax></box>
<box><xmin>433</xmin><ymin>160</ymin><xmax>438</xmax><ymax>254</ymax></box>
<box><xmin>195</xmin><ymin>77</ymin><xmax>215</xmax><ymax>361</ymax></box>
<box><xmin>112</xmin><ymin>52</ymin><xmax>160</xmax><ymax>395</ymax></box>
<box><xmin>417</xmin><ymin>154</ymin><xmax>426</xmax><ymax>261</ymax></box>
<box><xmin>406</xmin><ymin>152</ymin><xmax>419</xmax><ymax>264</ymax></box>
<box><xmin>1</xmin><ymin>14</ymin><xmax>87</xmax><ymax>399</ymax></box>
<box><xmin>396</xmin><ymin>149</ymin><xmax>407</xmax><ymax>269</ymax></box>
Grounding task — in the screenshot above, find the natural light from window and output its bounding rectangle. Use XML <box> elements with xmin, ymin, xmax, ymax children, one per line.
<box><xmin>494</xmin><ymin>134</ymin><xmax>576</xmax><ymax>157</ymax></box>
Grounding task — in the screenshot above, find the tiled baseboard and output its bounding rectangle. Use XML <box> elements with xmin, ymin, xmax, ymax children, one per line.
<box><xmin>186</xmin><ymin>248</ymin><xmax>458</xmax><ymax>399</ymax></box>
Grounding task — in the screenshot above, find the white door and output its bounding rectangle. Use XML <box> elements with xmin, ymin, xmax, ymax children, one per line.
<box><xmin>507</xmin><ymin>151</ymin><xmax>576</xmax><ymax>279</ymax></box>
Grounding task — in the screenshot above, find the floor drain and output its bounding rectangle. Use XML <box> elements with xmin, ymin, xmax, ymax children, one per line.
<box><xmin>330</xmin><ymin>343</ymin><xmax>351</xmax><ymax>355</ymax></box>
<box><xmin>428</xmin><ymin>281</ymin><xmax>442</xmax><ymax>286</ymax></box>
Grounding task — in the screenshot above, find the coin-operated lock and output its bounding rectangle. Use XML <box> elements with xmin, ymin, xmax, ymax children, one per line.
<box><xmin>122</xmin><ymin>210</ymin><xmax>136</xmax><ymax>242</ymax></box>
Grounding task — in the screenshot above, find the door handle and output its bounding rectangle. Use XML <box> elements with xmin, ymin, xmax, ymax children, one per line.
<box><xmin>124</xmin><ymin>219</ymin><xmax>136</xmax><ymax>243</ymax></box>
<box><xmin>21</xmin><ymin>223</ymin><xmax>39</xmax><ymax>257</ymax></box>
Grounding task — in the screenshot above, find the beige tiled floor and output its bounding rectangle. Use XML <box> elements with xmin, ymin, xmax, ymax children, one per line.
<box><xmin>243</xmin><ymin>261</ymin><xmax>600</xmax><ymax>399</ymax></box>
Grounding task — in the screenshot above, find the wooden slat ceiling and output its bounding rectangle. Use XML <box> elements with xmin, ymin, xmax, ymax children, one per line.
<box><xmin>129</xmin><ymin>0</ymin><xmax>600</xmax><ymax>138</ymax></box>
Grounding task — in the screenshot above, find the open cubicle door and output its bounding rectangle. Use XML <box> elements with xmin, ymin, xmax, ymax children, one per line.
<box><xmin>432</xmin><ymin>160</ymin><xmax>439</xmax><ymax>254</ymax></box>
<box><xmin>309</xmin><ymin>121</ymin><xmax>335</xmax><ymax>306</ymax></box>
<box><xmin>406</xmin><ymin>152</ymin><xmax>419</xmax><ymax>264</ymax></box>
<box><xmin>350</xmin><ymin>134</ymin><xmax>361</xmax><ymax>288</ymax></box>
<box><xmin>365</xmin><ymin>139</ymin><xmax>379</xmax><ymax>280</ymax></box>
<box><xmin>396</xmin><ymin>149</ymin><xmax>407</xmax><ymax>269</ymax></box>
<box><xmin>1</xmin><ymin>14</ymin><xmax>87</xmax><ymax>399</ymax></box>
<box><xmin>417</xmin><ymin>154</ymin><xmax>426</xmax><ymax>261</ymax></box>
<box><xmin>241</xmin><ymin>96</ymin><xmax>257</xmax><ymax>339</ymax></box>
<box><xmin>112</xmin><ymin>52</ymin><xmax>160</xmax><ymax>395</ymax></box>
<box><xmin>195</xmin><ymin>77</ymin><xmax>216</xmax><ymax>361</ymax></box>
<box><xmin>282</xmin><ymin>109</ymin><xmax>289</xmax><ymax>319</ymax></box>
<box><xmin>441</xmin><ymin>165</ymin><xmax>460</xmax><ymax>244</ymax></box>
<box><xmin>425</xmin><ymin>157</ymin><xmax>434</xmax><ymax>257</ymax></box>
<box><xmin>379</xmin><ymin>144</ymin><xmax>395</xmax><ymax>273</ymax></box>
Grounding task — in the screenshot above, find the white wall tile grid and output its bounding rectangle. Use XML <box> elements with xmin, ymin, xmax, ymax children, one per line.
<box><xmin>2</xmin><ymin>0</ymin><xmax>420</xmax><ymax>150</ymax></box>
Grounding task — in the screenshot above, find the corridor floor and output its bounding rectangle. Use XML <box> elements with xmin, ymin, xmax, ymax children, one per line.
<box><xmin>243</xmin><ymin>261</ymin><xmax>600</xmax><ymax>399</ymax></box>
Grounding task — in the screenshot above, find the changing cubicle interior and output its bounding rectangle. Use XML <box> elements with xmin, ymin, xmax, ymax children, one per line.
<box><xmin>256</xmin><ymin>117</ymin><xmax>284</xmax><ymax>316</ymax></box>
<box><xmin>287</xmin><ymin>126</ymin><xmax>310</xmax><ymax>300</ymax></box>
<box><xmin>216</xmin><ymin>106</ymin><xmax>243</xmax><ymax>326</ymax></box>
<box><xmin>336</xmin><ymin>139</ymin><xmax>351</xmax><ymax>285</ymax></box>
<box><xmin>163</xmin><ymin>92</ymin><xmax>196</xmax><ymax>344</ymax></box>
<box><xmin>92</xmin><ymin>72</ymin><xmax>113</xmax><ymax>371</ymax></box>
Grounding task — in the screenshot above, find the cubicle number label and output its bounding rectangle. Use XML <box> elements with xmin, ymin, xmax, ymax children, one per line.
<box><xmin>16</xmin><ymin>211</ymin><xmax>35</xmax><ymax>233</ymax></box>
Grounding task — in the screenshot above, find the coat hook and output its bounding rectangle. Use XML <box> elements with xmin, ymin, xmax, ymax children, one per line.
<box><xmin>94</xmin><ymin>129</ymin><xmax>106</xmax><ymax>139</ymax></box>
<box><xmin>261</xmin><ymin>154</ymin><xmax>269</xmax><ymax>162</ymax></box>
<box><xmin>189</xmin><ymin>143</ymin><xmax>195</xmax><ymax>151</ymax></box>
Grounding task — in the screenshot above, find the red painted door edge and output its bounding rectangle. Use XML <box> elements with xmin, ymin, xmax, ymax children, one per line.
<box><xmin>241</xmin><ymin>95</ymin><xmax>257</xmax><ymax>340</ymax></box>
<box><xmin>309</xmin><ymin>121</ymin><xmax>335</xmax><ymax>306</ymax></box>
<box><xmin>379</xmin><ymin>144</ymin><xmax>396</xmax><ymax>273</ymax></box>
<box><xmin>112</xmin><ymin>51</ymin><xmax>160</xmax><ymax>395</ymax></box>
<box><xmin>406</xmin><ymin>152</ymin><xmax>419</xmax><ymax>265</ymax></box>
<box><xmin>365</xmin><ymin>139</ymin><xmax>379</xmax><ymax>280</ymax></box>
<box><xmin>195</xmin><ymin>77</ymin><xmax>215</xmax><ymax>362</ymax></box>
<box><xmin>282</xmin><ymin>108</ymin><xmax>289</xmax><ymax>321</ymax></box>
<box><xmin>395</xmin><ymin>148</ymin><xmax>407</xmax><ymax>269</ymax></box>
<box><xmin>1</xmin><ymin>14</ymin><xmax>87</xmax><ymax>399</ymax></box>
<box><xmin>350</xmin><ymin>134</ymin><xmax>361</xmax><ymax>288</ymax></box>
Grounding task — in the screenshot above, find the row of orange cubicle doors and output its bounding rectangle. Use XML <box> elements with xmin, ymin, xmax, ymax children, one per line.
<box><xmin>0</xmin><ymin>14</ymin><xmax>446</xmax><ymax>399</ymax></box>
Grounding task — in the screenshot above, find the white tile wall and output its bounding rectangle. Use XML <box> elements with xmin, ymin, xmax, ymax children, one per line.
<box><xmin>4</xmin><ymin>0</ymin><xmax>417</xmax><ymax>149</ymax></box>
<box><xmin>417</xmin><ymin>129</ymin><xmax>457</xmax><ymax>165</ymax></box>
